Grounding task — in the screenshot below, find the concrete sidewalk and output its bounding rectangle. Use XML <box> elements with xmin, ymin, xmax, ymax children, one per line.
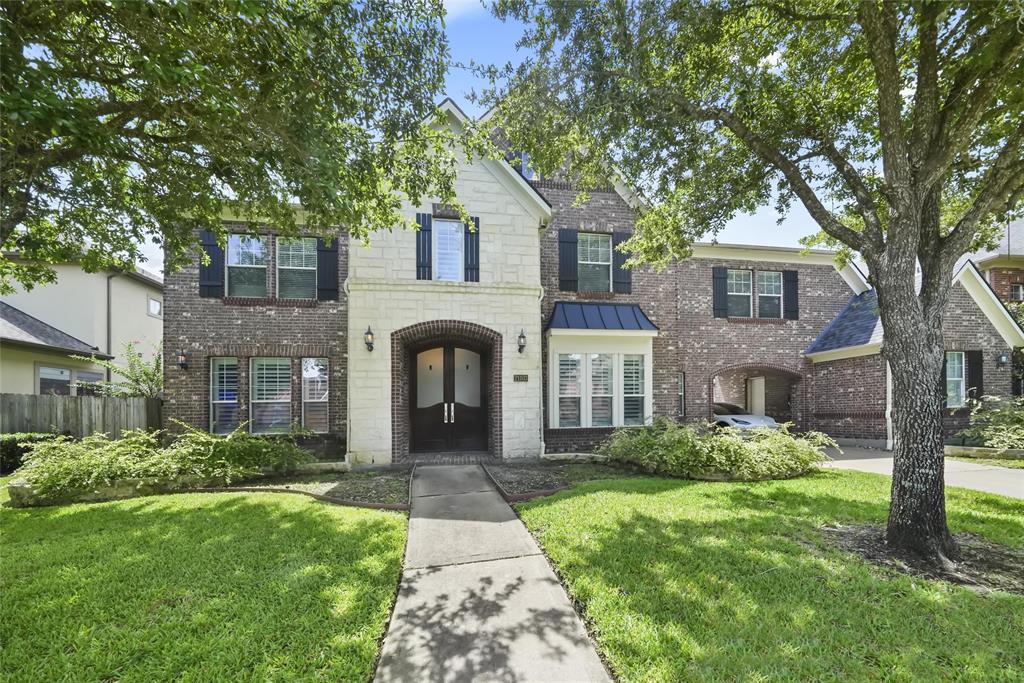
<box><xmin>374</xmin><ymin>465</ymin><xmax>610</xmax><ymax>683</ymax></box>
<box><xmin>825</xmin><ymin>447</ymin><xmax>1024</xmax><ymax>499</ymax></box>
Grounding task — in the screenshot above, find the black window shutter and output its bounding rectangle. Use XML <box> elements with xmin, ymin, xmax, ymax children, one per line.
<box><xmin>558</xmin><ymin>229</ymin><xmax>578</xmax><ymax>291</ymax></box>
<box><xmin>612</xmin><ymin>231</ymin><xmax>632</xmax><ymax>294</ymax></box>
<box><xmin>712</xmin><ymin>266</ymin><xmax>728</xmax><ymax>318</ymax></box>
<box><xmin>966</xmin><ymin>350</ymin><xmax>984</xmax><ymax>399</ymax></box>
<box><xmin>464</xmin><ymin>217</ymin><xmax>480</xmax><ymax>282</ymax></box>
<box><xmin>415</xmin><ymin>213</ymin><xmax>432</xmax><ymax>280</ymax></box>
<box><xmin>941</xmin><ymin>352</ymin><xmax>948</xmax><ymax>408</ymax></box>
<box><xmin>198</xmin><ymin>229</ymin><xmax>224</xmax><ymax>298</ymax></box>
<box><xmin>316</xmin><ymin>237</ymin><xmax>339</xmax><ymax>301</ymax></box>
<box><xmin>783</xmin><ymin>270</ymin><xmax>799</xmax><ymax>320</ymax></box>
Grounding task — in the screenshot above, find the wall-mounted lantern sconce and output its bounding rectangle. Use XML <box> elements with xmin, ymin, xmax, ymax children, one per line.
<box><xmin>177</xmin><ymin>351</ymin><xmax>190</xmax><ymax>370</ymax></box>
<box><xmin>997</xmin><ymin>352</ymin><xmax>1010</xmax><ymax>368</ymax></box>
<box><xmin>517</xmin><ymin>329</ymin><xmax>527</xmax><ymax>354</ymax></box>
<box><xmin>364</xmin><ymin>326</ymin><xmax>375</xmax><ymax>352</ymax></box>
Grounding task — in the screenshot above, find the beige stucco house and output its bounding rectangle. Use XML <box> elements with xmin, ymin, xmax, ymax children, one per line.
<box><xmin>1</xmin><ymin>263</ymin><xmax>163</xmax><ymax>395</ymax></box>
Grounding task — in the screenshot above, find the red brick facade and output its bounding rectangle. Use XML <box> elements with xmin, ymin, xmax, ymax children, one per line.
<box><xmin>986</xmin><ymin>267</ymin><xmax>1024</xmax><ymax>302</ymax></box>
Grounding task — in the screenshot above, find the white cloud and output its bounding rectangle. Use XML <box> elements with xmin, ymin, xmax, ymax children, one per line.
<box><xmin>444</xmin><ymin>0</ymin><xmax>485</xmax><ymax>21</ymax></box>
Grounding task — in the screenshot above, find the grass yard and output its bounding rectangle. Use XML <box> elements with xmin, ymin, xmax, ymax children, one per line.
<box><xmin>517</xmin><ymin>469</ymin><xmax>1024</xmax><ymax>682</ymax></box>
<box><xmin>485</xmin><ymin>462</ymin><xmax>640</xmax><ymax>495</ymax></box>
<box><xmin>948</xmin><ymin>455</ymin><xmax>1024</xmax><ymax>470</ymax></box>
<box><xmin>1</xmin><ymin>489</ymin><xmax>406</xmax><ymax>681</ymax></box>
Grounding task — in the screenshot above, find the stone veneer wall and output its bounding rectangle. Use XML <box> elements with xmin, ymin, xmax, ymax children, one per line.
<box><xmin>163</xmin><ymin>224</ymin><xmax>348</xmax><ymax>457</ymax></box>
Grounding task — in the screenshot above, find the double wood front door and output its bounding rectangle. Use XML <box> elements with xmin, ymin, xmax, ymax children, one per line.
<box><xmin>410</xmin><ymin>344</ymin><xmax>487</xmax><ymax>452</ymax></box>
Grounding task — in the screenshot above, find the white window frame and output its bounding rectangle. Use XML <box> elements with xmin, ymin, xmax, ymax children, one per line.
<box><xmin>276</xmin><ymin>237</ymin><xmax>318</xmax><ymax>300</ymax></box>
<box><xmin>622</xmin><ymin>354</ymin><xmax>647</xmax><ymax>426</ymax></box>
<box><xmin>225</xmin><ymin>234</ymin><xmax>268</xmax><ymax>297</ymax></box>
<box><xmin>589</xmin><ymin>353</ymin><xmax>614</xmax><ymax>427</ymax></box>
<box><xmin>1012</xmin><ymin>283</ymin><xmax>1024</xmax><ymax>301</ymax></box>
<box><xmin>945</xmin><ymin>351</ymin><xmax>966</xmax><ymax>408</ymax></box>
<box><xmin>556</xmin><ymin>353</ymin><xmax>583</xmax><ymax>427</ymax></box>
<box><xmin>209</xmin><ymin>357</ymin><xmax>240</xmax><ymax>434</ymax></box>
<box><xmin>432</xmin><ymin>218</ymin><xmax>465</xmax><ymax>282</ymax></box>
<box><xmin>147</xmin><ymin>297</ymin><xmax>163</xmax><ymax>318</ymax></box>
<box><xmin>726</xmin><ymin>269</ymin><xmax>753</xmax><ymax>318</ymax></box>
<box><xmin>301</xmin><ymin>357</ymin><xmax>329</xmax><ymax>433</ymax></box>
<box><xmin>250</xmin><ymin>357</ymin><xmax>292</xmax><ymax>434</ymax></box>
<box><xmin>577</xmin><ymin>233</ymin><xmax>613</xmax><ymax>292</ymax></box>
<box><xmin>34</xmin><ymin>363</ymin><xmax>103</xmax><ymax>396</ymax></box>
<box><xmin>548</xmin><ymin>338</ymin><xmax>654</xmax><ymax>428</ymax></box>
<box><xmin>757</xmin><ymin>270</ymin><xmax>783</xmax><ymax>319</ymax></box>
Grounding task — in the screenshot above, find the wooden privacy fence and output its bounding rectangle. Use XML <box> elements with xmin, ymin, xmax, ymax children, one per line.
<box><xmin>1</xmin><ymin>394</ymin><xmax>162</xmax><ymax>438</ymax></box>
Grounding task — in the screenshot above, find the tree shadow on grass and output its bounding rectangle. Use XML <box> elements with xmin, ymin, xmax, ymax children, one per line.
<box><xmin>1</xmin><ymin>492</ymin><xmax>406</xmax><ymax>682</ymax></box>
<box><xmin>518</xmin><ymin>477</ymin><xmax>1024</xmax><ymax>681</ymax></box>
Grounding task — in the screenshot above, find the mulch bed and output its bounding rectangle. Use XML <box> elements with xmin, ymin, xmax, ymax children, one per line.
<box><xmin>821</xmin><ymin>523</ymin><xmax>1024</xmax><ymax>595</ymax></box>
<box><xmin>486</xmin><ymin>462</ymin><xmax>640</xmax><ymax>497</ymax></box>
<box><xmin>227</xmin><ymin>470</ymin><xmax>410</xmax><ymax>507</ymax></box>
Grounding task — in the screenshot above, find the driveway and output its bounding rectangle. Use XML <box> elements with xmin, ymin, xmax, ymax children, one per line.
<box><xmin>825</xmin><ymin>447</ymin><xmax>1024</xmax><ymax>499</ymax></box>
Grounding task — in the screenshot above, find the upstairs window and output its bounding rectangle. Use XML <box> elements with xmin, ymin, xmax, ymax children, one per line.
<box><xmin>1012</xmin><ymin>283</ymin><xmax>1024</xmax><ymax>301</ymax></box>
<box><xmin>210</xmin><ymin>357</ymin><xmax>240</xmax><ymax>434</ymax></box>
<box><xmin>148</xmin><ymin>297</ymin><xmax>163</xmax><ymax>318</ymax></box>
<box><xmin>226</xmin><ymin>235</ymin><xmax>267</xmax><ymax>297</ymax></box>
<box><xmin>726</xmin><ymin>269</ymin><xmax>753</xmax><ymax>317</ymax></box>
<box><xmin>757</xmin><ymin>271</ymin><xmax>783</xmax><ymax>318</ymax></box>
<box><xmin>578</xmin><ymin>233</ymin><xmax>612</xmax><ymax>292</ymax></box>
<box><xmin>277</xmin><ymin>238</ymin><xmax>317</xmax><ymax>299</ymax></box>
<box><xmin>251</xmin><ymin>357</ymin><xmax>291</xmax><ymax>434</ymax></box>
<box><xmin>433</xmin><ymin>219</ymin><xmax>464</xmax><ymax>282</ymax></box>
<box><xmin>945</xmin><ymin>351</ymin><xmax>966</xmax><ymax>408</ymax></box>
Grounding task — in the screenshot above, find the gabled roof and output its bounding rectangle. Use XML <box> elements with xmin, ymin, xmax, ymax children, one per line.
<box><xmin>0</xmin><ymin>301</ymin><xmax>112</xmax><ymax>359</ymax></box>
<box><xmin>547</xmin><ymin>302</ymin><xmax>658</xmax><ymax>333</ymax></box>
<box><xmin>804</xmin><ymin>260</ymin><xmax>1024</xmax><ymax>361</ymax></box>
<box><xmin>971</xmin><ymin>218</ymin><xmax>1024</xmax><ymax>267</ymax></box>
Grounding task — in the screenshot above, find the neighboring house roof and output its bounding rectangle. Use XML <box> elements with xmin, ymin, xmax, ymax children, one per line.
<box><xmin>547</xmin><ymin>302</ymin><xmax>658</xmax><ymax>332</ymax></box>
<box><xmin>804</xmin><ymin>260</ymin><xmax>1024</xmax><ymax>361</ymax></box>
<box><xmin>0</xmin><ymin>301</ymin><xmax>112</xmax><ymax>359</ymax></box>
<box><xmin>970</xmin><ymin>218</ymin><xmax>1024</xmax><ymax>268</ymax></box>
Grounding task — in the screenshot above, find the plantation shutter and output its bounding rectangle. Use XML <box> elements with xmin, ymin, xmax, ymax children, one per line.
<box><xmin>966</xmin><ymin>350</ymin><xmax>984</xmax><ymax>400</ymax></box>
<box><xmin>198</xmin><ymin>229</ymin><xmax>225</xmax><ymax>298</ymax></box>
<box><xmin>415</xmin><ymin>213</ymin><xmax>432</xmax><ymax>280</ymax></box>
<box><xmin>464</xmin><ymin>216</ymin><xmax>480</xmax><ymax>282</ymax></box>
<box><xmin>316</xmin><ymin>237</ymin><xmax>339</xmax><ymax>301</ymax></box>
<box><xmin>783</xmin><ymin>270</ymin><xmax>799</xmax><ymax>320</ymax></box>
<box><xmin>558</xmin><ymin>229</ymin><xmax>578</xmax><ymax>291</ymax></box>
<box><xmin>712</xmin><ymin>266</ymin><xmax>728</xmax><ymax>318</ymax></box>
<box><xmin>612</xmin><ymin>231</ymin><xmax>632</xmax><ymax>294</ymax></box>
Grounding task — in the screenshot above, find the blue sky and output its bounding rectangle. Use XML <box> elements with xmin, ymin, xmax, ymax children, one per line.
<box><xmin>138</xmin><ymin>1</ymin><xmax>817</xmax><ymax>273</ymax></box>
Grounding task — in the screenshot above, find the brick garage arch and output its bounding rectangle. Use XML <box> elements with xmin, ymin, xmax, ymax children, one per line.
<box><xmin>708</xmin><ymin>362</ymin><xmax>808</xmax><ymax>426</ymax></box>
<box><xmin>391</xmin><ymin>320</ymin><xmax>503</xmax><ymax>462</ymax></box>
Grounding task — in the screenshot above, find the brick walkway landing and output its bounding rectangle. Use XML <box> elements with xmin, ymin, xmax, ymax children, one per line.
<box><xmin>374</xmin><ymin>465</ymin><xmax>609</xmax><ymax>683</ymax></box>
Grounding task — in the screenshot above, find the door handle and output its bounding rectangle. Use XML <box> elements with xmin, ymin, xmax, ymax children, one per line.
<box><xmin>450</xmin><ymin>402</ymin><xmax>455</xmax><ymax>423</ymax></box>
<box><xmin>443</xmin><ymin>403</ymin><xmax>448</xmax><ymax>424</ymax></box>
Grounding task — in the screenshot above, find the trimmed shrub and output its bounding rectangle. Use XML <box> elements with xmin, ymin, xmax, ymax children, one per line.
<box><xmin>599</xmin><ymin>418</ymin><xmax>834</xmax><ymax>480</ymax></box>
<box><xmin>17</xmin><ymin>423</ymin><xmax>311</xmax><ymax>499</ymax></box>
<box><xmin>0</xmin><ymin>433</ymin><xmax>57</xmax><ymax>475</ymax></box>
<box><xmin>955</xmin><ymin>396</ymin><xmax>1024</xmax><ymax>451</ymax></box>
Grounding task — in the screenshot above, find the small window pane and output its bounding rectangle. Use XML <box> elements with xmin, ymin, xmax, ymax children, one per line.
<box><xmin>726</xmin><ymin>269</ymin><xmax>752</xmax><ymax>294</ymax></box>
<box><xmin>302</xmin><ymin>358</ymin><xmax>329</xmax><ymax>433</ymax></box>
<box><xmin>252</xmin><ymin>403</ymin><xmax>291</xmax><ymax>434</ymax></box>
<box><xmin>227</xmin><ymin>236</ymin><xmax>266</xmax><ymax>266</ymax></box>
<box><xmin>623</xmin><ymin>397</ymin><xmax>645</xmax><ymax>426</ymax></box>
<box><xmin>211</xmin><ymin>358</ymin><xmax>240</xmax><ymax>434</ymax></box>
<box><xmin>590</xmin><ymin>354</ymin><xmax>613</xmax><ymax>427</ymax></box>
<box><xmin>212</xmin><ymin>404</ymin><xmax>240</xmax><ymax>435</ymax></box>
<box><xmin>578</xmin><ymin>263</ymin><xmax>611</xmax><ymax>292</ymax></box>
<box><xmin>148</xmin><ymin>298</ymin><xmax>163</xmax><ymax>317</ymax></box>
<box><xmin>727</xmin><ymin>294</ymin><xmax>751</xmax><ymax>317</ymax></box>
<box><xmin>278</xmin><ymin>238</ymin><xmax>317</xmax><ymax>268</ymax></box>
<box><xmin>558</xmin><ymin>397</ymin><xmax>581</xmax><ymax>427</ymax></box>
<box><xmin>558</xmin><ymin>354</ymin><xmax>582</xmax><ymax>396</ymax></box>
<box><xmin>758</xmin><ymin>296</ymin><xmax>782</xmax><ymax>318</ymax></box>
<box><xmin>279</xmin><ymin>268</ymin><xmax>316</xmax><ymax>299</ymax></box>
<box><xmin>433</xmin><ymin>220</ymin><xmax>464</xmax><ymax>282</ymax></box>
<box><xmin>74</xmin><ymin>370</ymin><xmax>104</xmax><ymax>396</ymax></box>
<box><xmin>623</xmin><ymin>355</ymin><xmax>645</xmax><ymax>426</ymax></box>
<box><xmin>252</xmin><ymin>358</ymin><xmax>291</xmax><ymax>401</ymax></box>
<box><xmin>39</xmin><ymin>366</ymin><xmax>71</xmax><ymax>395</ymax></box>
<box><xmin>757</xmin><ymin>271</ymin><xmax>782</xmax><ymax>295</ymax></box>
<box><xmin>303</xmin><ymin>403</ymin><xmax>328</xmax><ymax>433</ymax></box>
<box><xmin>227</xmin><ymin>265</ymin><xmax>267</xmax><ymax>297</ymax></box>
<box><xmin>1012</xmin><ymin>284</ymin><xmax>1024</xmax><ymax>301</ymax></box>
<box><xmin>577</xmin><ymin>234</ymin><xmax>612</xmax><ymax>292</ymax></box>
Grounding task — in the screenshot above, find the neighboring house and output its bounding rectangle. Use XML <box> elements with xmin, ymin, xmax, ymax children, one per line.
<box><xmin>0</xmin><ymin>263</ymin><xmax>163</xmax><ymax>395</ymax></box>
<box><xmin>971</xmin><ymin>218</ymin><xmax>1024</xmax><ymax>305</ymax></box>
<box><xmin>162</xmin><ymin>99</ymin><xmax>1024</xmax><ymax>460</ymax></box>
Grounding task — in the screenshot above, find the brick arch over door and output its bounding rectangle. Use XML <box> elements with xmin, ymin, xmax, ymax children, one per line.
<box><xmin>708</xmin><ymin>362</ymin><xmax>808</xmax><ymax>426</ymax></box>
<box><xmin>391</xmin><ymin>320</ymin><xmax>503</xmax><ymax>462</ymax></box>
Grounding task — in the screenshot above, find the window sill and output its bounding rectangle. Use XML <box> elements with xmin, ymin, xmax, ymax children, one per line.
<box><xmin>222</xmin><ymin>296</ymin><xmax>319</xmax><ymax>307</ymax></box>
<box><xmin>724</xmin><ymin>317</ymin><xmax>787</xmax><ymax>324</ymax></box>
<box><xmin>572</xmin><ymin>290</ymin><xmax>615</xmax><ymax>299</ymax></box>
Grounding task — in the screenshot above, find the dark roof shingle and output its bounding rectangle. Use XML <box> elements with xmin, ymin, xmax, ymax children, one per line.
<box><xmin>0</xmin><ymin>301</ymin><xmax>110</xmax><ymax>358</ymax></box>
<box><xmin>804</xmin><ymin>290</ymin><xmax>882</xmax><ymax>355</ymax></box>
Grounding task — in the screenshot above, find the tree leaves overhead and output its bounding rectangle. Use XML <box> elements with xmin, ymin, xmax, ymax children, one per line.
<box><xmin>1</xmin><ymin>0</ymin><xmax>455</xmax><ymax>291</ymax></box>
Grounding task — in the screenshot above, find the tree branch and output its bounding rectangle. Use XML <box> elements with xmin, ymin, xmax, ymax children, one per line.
<box><xmin>909</xmin><ymin>2</ymin><xmax>940</xmax><ymax>169</ymax></box>
<box><xmin>817</xmin><ymin>133</ymin><xmax>885</xmax><ymax>250</ymax></box>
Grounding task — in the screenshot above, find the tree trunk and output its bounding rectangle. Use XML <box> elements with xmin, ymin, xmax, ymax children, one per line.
<box><xmin>876</xmin><ymin>275</ymin><xmax>959</xmax><ymax>567</ymax></box>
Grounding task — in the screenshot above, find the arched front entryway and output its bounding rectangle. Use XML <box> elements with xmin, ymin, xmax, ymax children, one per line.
<box><xmin>391</xmin><ymin>321</ymin><xmax>502</xmax><ymax>462</ymax></box>
<box><xmin>708</xmin><ymin>363</ymin><xmax>806</xmax><ymax>426</ymax></box>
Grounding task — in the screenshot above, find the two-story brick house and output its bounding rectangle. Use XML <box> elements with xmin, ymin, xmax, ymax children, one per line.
<box><xmin>163</xmin><ymin>100</ymin><xmax>1024</xmax><ymax>461</ymax></box>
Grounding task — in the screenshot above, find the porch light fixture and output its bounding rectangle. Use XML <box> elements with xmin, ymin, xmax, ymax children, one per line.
<box><xmin>517</xmin><ymin>329</ymin><xmax>527</xmax><ymax>354</ymax></box>
<box><xmin>177</xmin><ymin>351</ymin><xmax>190</xmax><ymax>370</ymax></box>
<box><xmin>997</xmin><ymin>352</ymin><xmax>1010</xmax><ymax>368</ymax></box>
<box><xmin>364</xmin><ymin>326</ymin><xmax>375</xmax><ymax>352</ymax></box>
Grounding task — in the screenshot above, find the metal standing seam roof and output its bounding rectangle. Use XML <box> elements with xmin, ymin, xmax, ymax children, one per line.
<box><xmin>0</xmin><ymin>301</ymin><xmax>111</xmax><ymax>358</ymax></box>
<box><xmin>546</xmin><ymin>302</ymin><xmax>658</xmax><ymax>331</ymax></box>
<box><xmin>804</xmin><ymin>290</ymin><xmax>883</xmax><ymax>354</ymax></box>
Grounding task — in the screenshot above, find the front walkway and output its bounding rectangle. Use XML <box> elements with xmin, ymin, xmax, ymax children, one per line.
<box><xmin>374</xmin><ymin>465</ymin><xmax>610</xmax><ymax>683</ymax></box>
<box><xmin>826</xmin><ymin>447</ymin><xmax>1024</xmax><ymax>499</ymax></box>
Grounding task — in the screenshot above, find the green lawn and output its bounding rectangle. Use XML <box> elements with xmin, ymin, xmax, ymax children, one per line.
<box><xmin>517</xmin><ymin>470</ymin><xmax>1024</xmax><ymax>682</ymax></box>
<box><xmin>949</xmin><ymin>455</ymin><xmax>1024</xmax><ymax>469</ymax></box>
<box><xmin>1</xmin><ymin>489</ymin><xmax>406</xmax><ymax>681</ymax></box>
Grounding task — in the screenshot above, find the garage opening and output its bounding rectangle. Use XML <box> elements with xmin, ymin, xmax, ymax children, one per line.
<box><xmin>710</xmin><ymin>366</ymin><xmax>804</xmax><ymax>426</ymax></box>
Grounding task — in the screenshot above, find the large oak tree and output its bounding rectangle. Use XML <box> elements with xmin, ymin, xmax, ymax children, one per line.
<box><xmin>485</xmin><ymin>0</ymin><xmax>1024</xmax><ymax>565</ymax></box>
<box><xmin>1</xmin><ymin>0</ymin><xmax>457</xmax><ymax>291</ymax></box>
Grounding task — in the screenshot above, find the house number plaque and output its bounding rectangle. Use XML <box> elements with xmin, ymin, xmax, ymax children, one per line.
<box><xmin>513</xmin><ymin>374</ymin><xmax>529</xmax><ymax>383</ymax></box>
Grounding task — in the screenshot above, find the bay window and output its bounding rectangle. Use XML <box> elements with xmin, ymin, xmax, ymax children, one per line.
<box><xmin>945</xmin><ymin>351</ymin><xmax>966</xmax><ymax>408</ymax></box>
<box><xmin>302</xmin><ymin>357</ymin><xmax>329</xmax><ymax>433</ymax></box>
<box><xmin>577</xmin><ymin>233</ymin><xmax>612</xmax><ymax>292</ymax></box>
<box><xmin>757</xmin><ymin>271</ymin><xmax>783</xmax><ymax>318</ymax></box>
<box><xmin>250</xmin><ymin>357</ymin><xmax>292</xmax><ymax>433</ymax></box>
<box><xmin>552</xmin><ymin>351</ymin><xmax>651</xmax><ymax>428</ymax></box>
<box><xmin>210</xmin><ymin>357</ymin><xmax>240</xmax><ymax>434</ymax></box>
<box><xmin>726</xmin><ymin>269</ymin><xmax>753</xmax><ymax>317</ymax></box>
<box><xmin>226</xmin><ymin>235</ymin><xmax>268</xmax><ymax>297</ymax></box>
<box><xmin>277</xmin><ymin>238</ymin><xmax>317</xmax><ymax>299</ymax></box>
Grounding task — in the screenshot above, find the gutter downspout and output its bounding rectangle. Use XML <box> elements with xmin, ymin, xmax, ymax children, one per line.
<box><xmin>106</xmin><ymin>272</ymin><xmax>120</xmax><ymax>381</ymax></box>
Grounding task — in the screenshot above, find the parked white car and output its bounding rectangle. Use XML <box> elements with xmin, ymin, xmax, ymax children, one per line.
<box><xmin>712</xmin><ymin>403</ymin><xmax>780</xmax><ymax>430</ymax></box>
